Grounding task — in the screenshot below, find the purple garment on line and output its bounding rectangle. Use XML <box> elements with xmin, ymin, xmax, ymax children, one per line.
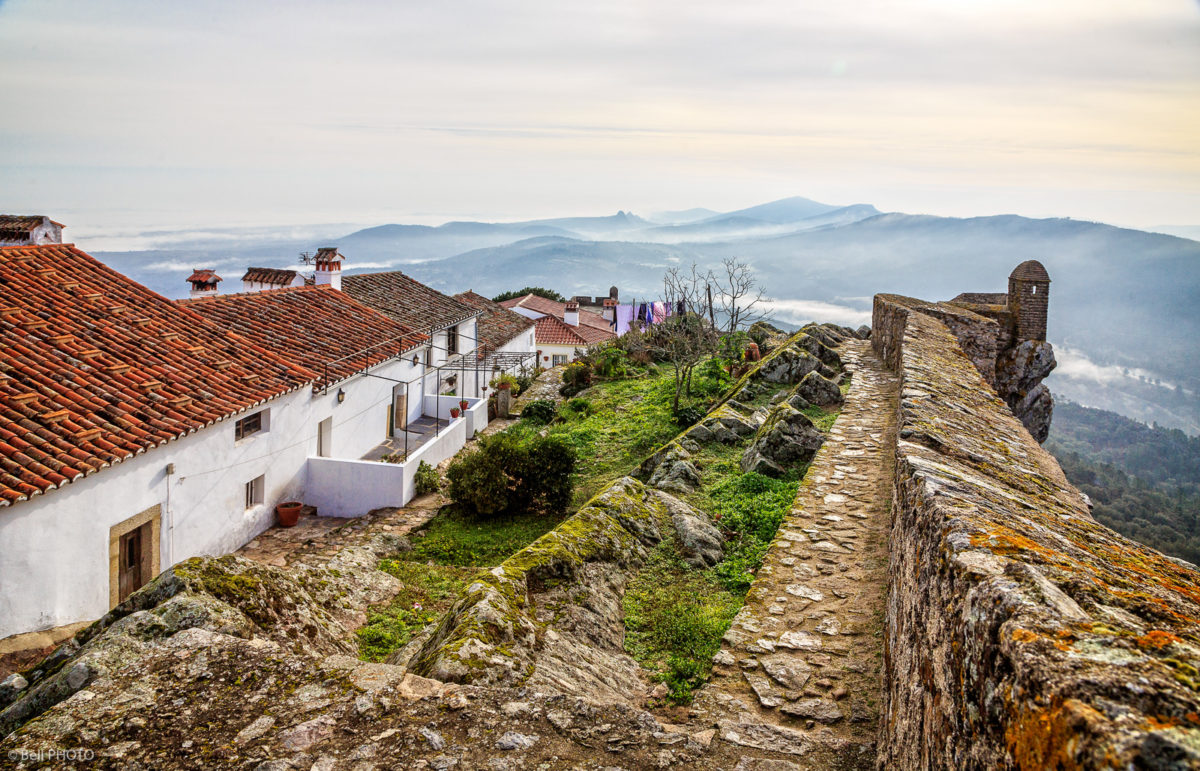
<box><xmin>651</xmin><ymin>302</ymin><xmax>667</xmax><ymax>324</ymax></box>
<box><xmin>615</xmin><ymin>304</ymin><xmax>635</xmax><ymax>335</ymax></box>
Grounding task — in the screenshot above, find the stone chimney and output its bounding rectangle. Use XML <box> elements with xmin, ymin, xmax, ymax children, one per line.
<box><xmin>564</xmin><ymin>301</ymin><xmax>579</xmax><ymax>327</ymax></box>
<box><xmin>314</xmin><ymin>247</ymin><xmax>343</xmax><ymax>290</ymax></box>
<box><xmin>187</xmin><ymin>269</ymin><xmax>221</xmax><ymax>298</ymax></box>
<box><xmin>602</xmin><ymin>298</ymin><xmax>618</xmax><ymax>322</ymax></box>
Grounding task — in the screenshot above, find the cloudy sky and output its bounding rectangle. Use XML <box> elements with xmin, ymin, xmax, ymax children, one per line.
<box><xmin>1</xmin><ymin>0</ymin><xmax>1197</xmax><ymax>233</ymax></box>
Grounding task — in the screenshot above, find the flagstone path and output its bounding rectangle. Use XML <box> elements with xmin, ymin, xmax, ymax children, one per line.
<box><xmin>697</xmin><ymin>339</ymin><xmax>899</xmax><ymax>770</ymax></box>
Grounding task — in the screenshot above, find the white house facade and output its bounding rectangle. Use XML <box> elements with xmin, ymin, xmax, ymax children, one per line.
<box><xmin>0</xmin><ymin>244</ymin><xmax>489</xmax><ymax>644</ymax></box>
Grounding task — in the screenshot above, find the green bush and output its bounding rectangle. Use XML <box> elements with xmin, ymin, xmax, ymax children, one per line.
<box><xmin>522</xmin><ymin>399</ymin><xmax>557</xmax><ymax>425</ymax></box>
<box><xmin>414</xmin><ymin>460</ymin><xmax>440</xmax><ymax>496</ymax></box>
<box><xmin>593</xmin><ymin>347</ymin><xmax>629</xmax><ymax>378</ymax></box>
<box><xmin>445</xmin><ymin>432</ymin><xmax>576</xmax><ymax>517</ymax></box>
<box><xmin>514</xmin><ymin>373</ymin><xmax>534</xmax><ymax>396</ymax></box>
<box><xmin>560</xmin><ymin>361</ymin><xmax>593</xmax><ymax>397</ymax></box>
<box><xmin>674</xmin><ymin>405</ymin><xmax>706</xmax><ymax>428</ymax></box>
<box><xmin>563</xmin><ymin>397</ymin><xmax>594</xmax><ymax>417</ymax></box>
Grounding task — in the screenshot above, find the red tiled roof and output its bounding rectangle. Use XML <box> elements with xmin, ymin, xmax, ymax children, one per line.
<box><xmin>342</xmin><ymin>270</ymin><xmax>479</xmax><ymax>332</ymax></box>
<box><xmin>242</xmin><ymin>267</ymin><xmax>299</xmax><ymax>285</ymax></box>
<box><xmin>0</xmin><ymin>215</ymin><xmax>61</xmax><ymax>243</ymax></box>
<box><xmin>499</xmin><ymin>293</ymin><xmax>612</xmax><ymax>332</ymax></box>
<box><xmin>0</xmin><ymin>244</ymin><xmax>313</xmax><ymax>508</ymax></box>
<box><xmin>452</xmin><ymin>291</ymin><xmax>535</xmax><ymax>352</ymax></box>
<box><xmin>187</xmin><ymin>269</ymin><xmax>221</xmax><ymax>284</ymax></box>
<box><xmin>184</xmin><ymin>287</ymin><xmax>428</xmax><ymax>388</ymax></box>
<box><xmin>533</xmin><ymin>314</ymin><xmax>614</xmax><ymax>346</ymax></box>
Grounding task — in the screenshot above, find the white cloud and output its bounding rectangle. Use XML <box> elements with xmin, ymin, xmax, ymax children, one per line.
<box><xmin>763</xmin><ymin>298</ymin><xmax>871</xmax><ymax>327</ymax></box>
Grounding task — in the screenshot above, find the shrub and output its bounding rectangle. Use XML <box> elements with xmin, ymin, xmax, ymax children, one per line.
<box><xmin>560</xmin><ymin>361</ymin><xmax>593</xmax><ymax>397</ymax></box>
<box><xmin>522</xmin><ymin>399</ymin><xmax>557</xmax><ymax>425</ymax></box>
<box><xmin>490</xmin><ymin>372</ymin><xmax>518</xmax><ymax>391</ymax></box>
<box><xmin>674</xmin><ymin>405</ymin><xmax>706</xmax><ymax>428</ymax></box>
<box><xmin>563</xmin><ymin>397</ymin><xmax>594</xmax><ymax>417</ymax></box>
<box><xmin>514</xmin><ymin>373</ymin><xmax>534</xmax><ymax>396</ymax></box>
<box><xmin>593</xmin><ymin>347</ymin><xmax>629</xmax><ymax>378</ymax></box>
<box><xmin>446</xmin><ymin>432</ymin><xmax>576</xmax><ymax>517</ymax></box>
<box><xmin>414</xmin><ymin>460</ymin><xmax>440</xmax><ymax>496</ymax></box>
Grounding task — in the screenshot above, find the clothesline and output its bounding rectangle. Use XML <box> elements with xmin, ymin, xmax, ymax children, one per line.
<box><xmin>612</xmin><ymin>300</ymin><xmax>687</xmax><ymax>335</ymax></box>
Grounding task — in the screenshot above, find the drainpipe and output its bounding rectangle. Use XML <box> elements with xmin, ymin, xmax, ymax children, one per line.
<box><xmin>165</xmin><ymin>462</ymin><xmax>176</xmax><ymax>566</ymax></box>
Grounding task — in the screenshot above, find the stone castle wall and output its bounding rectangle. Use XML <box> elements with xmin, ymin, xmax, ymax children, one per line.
<box><xmin>873</xmin><ymin>295</ymin><xmax>1200</xmax><ymax>769</ymax></box>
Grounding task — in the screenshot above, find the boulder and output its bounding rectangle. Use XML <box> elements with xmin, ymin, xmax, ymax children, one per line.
<box><xmin>856</xmin><ymin>324</ymin><xmax>872</xmax><ymax>339</ymax></box>
<box><xmin>672</xmin><ymin>512</ymin><xmax>725</xmax><ymax>568</ymax></box>
<box><xmin>757</xmin><ymin>346</ymin><xmax>822</xmax><ymax>384</ymax></box>
<box><xmin>1011</xmin><ymin>382</ymin><xmax>1055</xmax><ymax>444</ymax></box>
<box><xmin>994</xmin><ymin>339</ymin><xmax>1057</xmax><ymax>443</ymax></box>
<box><xmin>648</xmin><ymin>457</ymin><xmax>702</xmax><ymax>494</ymax></box>
<box><xmin>740</xmin><ymin>405</ymin><xmax>825</xmax><ymax>476</ymax></box>
<box><xmin>795</xmin><ymin>333</ymin><xmax>842</xmax><ymax>369</ymax></box>
<box><xmin>701</xmin><ymin>405</ymin><xmax>759</xmax><ymax>443</ymax></box>
<box><xmin>795</xmin><ymin>371</ymin><xmax>843</xmax><ymax>407</ymax></box>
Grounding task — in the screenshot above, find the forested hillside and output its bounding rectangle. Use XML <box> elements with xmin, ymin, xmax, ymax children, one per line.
<box><xmin>1047</xmin><ymin>401</ymin><xmax>1200</xmax><ymax>563</ymax></box>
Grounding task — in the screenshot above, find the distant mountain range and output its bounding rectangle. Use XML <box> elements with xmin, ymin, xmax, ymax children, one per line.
<box><xmin>89</xmin><ymin>195</ymin><xmax>1200</xmax><ymax>434</ymax></box>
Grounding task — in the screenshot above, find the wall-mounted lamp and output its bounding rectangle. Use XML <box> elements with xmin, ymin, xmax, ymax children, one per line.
<box><xmin>336</xmin><ymin>388</ymin><xmax>346</xmax><ymax>404</ymax></box>
<box><xmin>412</xmin><ymin>355</ymin><xmax>420</xmax><ymax>366</ymax></box>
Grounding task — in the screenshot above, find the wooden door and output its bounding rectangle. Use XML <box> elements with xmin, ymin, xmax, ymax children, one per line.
<box><xmin>118</xmin><ymin>525</ymin><xmax>145</xmax><ymax>602</ymax></box>
<box><xmin>393</xmin><ymin>392</ymin><xmax>408</xmax><ymax>432</ymax></box>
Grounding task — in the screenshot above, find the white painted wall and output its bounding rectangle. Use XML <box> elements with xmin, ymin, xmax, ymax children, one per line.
<box><xmin>0</xmin><ymin>353</ymin><xmax>427</xmax><ymax>641</ymax></box>
<box><xmin>495</xmin><ymin>328</ymin><xmax>537</xmax><ymax>374</ymax></box>
<box><xmin>536</xmin><ymin>342</ymin><xmax>583</xmax><ymax>367</ymax></box>
<box><xmin>509</xmin><ymin>306</ymin><xmax>544</xmax><ymax>321</ymax></box>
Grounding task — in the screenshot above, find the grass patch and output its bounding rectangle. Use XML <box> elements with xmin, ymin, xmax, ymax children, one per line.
<box><xmin>356</xmin><ymin>560</ymin><xmax>473</xmax><ymax>662</ymax></box>
<box><xmin>623</xmin><ymin>541</ymin><xmax>742</xmax><ymax>704</ymax></box>
<box><xmin>404</xmin><ymin>505</ymin><xmax>568</xmax><ymax>567</ymax></box>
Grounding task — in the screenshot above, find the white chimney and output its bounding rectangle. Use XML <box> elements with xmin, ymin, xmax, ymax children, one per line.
<box><xmin>564</xmin><ymin>301</ymin><xmax>579</xmax><ymax>327</ymax></box>
<box><xmin>602</xmin><ymin>298</ymin><xmax>617</xmax><ymax>322</ymax></box>
<box><xmin>314</xmin><ymin>247</ymin><xmax>343</xmax><ymax>290</ymax></box>
<box><xmin>187</xmin><ymin>268</ymin><xmax>221</xmax><ymax>298</ymax></box>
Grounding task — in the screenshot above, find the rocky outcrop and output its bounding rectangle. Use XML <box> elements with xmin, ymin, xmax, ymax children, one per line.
<box><xmin>794</xmin><ymin>371</ymin><xmax>843</xmax><ymax>407</ymax></box>
<box><xmin>740</xmin><ymin>404</ymin><xmax>825</xmax><ymax>477</ymax></box>
<box><xmin>0</xmin><ymin>536</ymin><xmax>405</xmax><ymax>739</ymax></box>
<box><xmin>874</xmin><ymin>301</ymin><xmax>1200</xmax><ymax>769</ymax></box>
<box><xmin>402</xmin><ymin>477</ymin><xmax>717</xmax><ymax>705</ymax></box>
<box><xmin>995</xmin><ymin>339</ymin><xmax>1057</xmax><ymax>441</ymax></box>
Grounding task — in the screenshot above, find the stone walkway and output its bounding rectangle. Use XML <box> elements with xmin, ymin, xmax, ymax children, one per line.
<box><xmin>698</xmin><ymin>339</ymin><xmax>898</xmax><ymax>769</ymax></box>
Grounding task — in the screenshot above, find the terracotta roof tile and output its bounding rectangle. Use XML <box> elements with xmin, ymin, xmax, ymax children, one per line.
<box><xmin>183</xmin><ymin>286</ymin><xmax>428</xmax><ymax>387</ymax></box>
<box><xmin>533</xmin><ymin>314</ymin><xmax>614</xmax><ymax>346</ymax></box>
<box><xmin>0</xmin><ymin>244</ymin><xmax>312</xmax><ymax>508</ymax></box>
<box><xmin>242</xmin><ymin>267</ymin><xmax>299</xmax><ymax>285</ymax></box>
<box><xmin>452</xmin><ymin>291</ymin><xmax>535</xmax><ymax>352</ymax></box>
<box><xmin>186</xmin><ymin>269</ymin><xmax>221</xmax><ymax>284</ymax></box>
<box><xmin>342</xmin><ymin>271</ymin><xmax>479</xmax><ymax>332</ymax></box>
<box><xmin>499</xmin><ymin>293</ymin><xmax>612</xmax><ymax>332</ymax></box>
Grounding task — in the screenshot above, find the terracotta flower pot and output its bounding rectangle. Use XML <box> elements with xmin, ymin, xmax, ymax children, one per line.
<box><xmin>276</xmin><ymin>501</ymin><xmax>302</xmax><ymax>528</ymax></box>
<box><xmin>459</xmin><ymin>400</ymin><xmax>469</xmax><ymax>412</ymax></box>
<box><xmin>450</xmin><ymin>407</ymin><xmax>460</xmax><ymax>418</ymax></box>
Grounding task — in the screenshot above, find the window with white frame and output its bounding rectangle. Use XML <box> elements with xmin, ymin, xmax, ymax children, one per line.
<box><xmin>552</xmin><ymin>354</ymin><xmax>568</xmax><ymax>366</ymax></box>
<box><xmin>245</xmin><ymin>475</ymin><xmax>265</xmax><ymax>509</ymax></box>
<box><xmin>446</xmin><ymin>325</ymin><xmax>458</xmax><ymax>354</ymax></box>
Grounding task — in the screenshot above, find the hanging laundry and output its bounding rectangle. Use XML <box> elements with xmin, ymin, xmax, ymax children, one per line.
<box><xmin>637</xmin><ymin>303</ymin><xmax>649</xmax><ymax>325</ymax></box>
<box><xmin>651</xmin><ymin>302</ymin><xmax>667</xmax><ymax>324</ymax></box>
<box><xmin>615</xmin><ymin>304</ymin><xmax>635</xmax><ymax>335</ymax></box>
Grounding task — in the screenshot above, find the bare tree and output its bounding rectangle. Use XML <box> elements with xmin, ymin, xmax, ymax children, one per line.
<box><xmin>653</xmin><ymin>266</ymin><xmax>720</xmax><ymax>411</ymax></box>
<box><xmin>711</xmin><ymin>258</ymin><xmax>770</xmax><ymax>334</ymax></box>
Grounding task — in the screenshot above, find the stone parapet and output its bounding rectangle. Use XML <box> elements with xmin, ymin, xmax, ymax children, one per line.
<box><xmin>874</xmin><ymin>300</ymin><xmax>1200</xmax><ymax>769</ymax></box>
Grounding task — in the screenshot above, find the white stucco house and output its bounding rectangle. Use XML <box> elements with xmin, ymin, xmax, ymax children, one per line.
<box><xmin>498</xmin><ymin>293</ymin><xmax>616</xmax><ymax>366</ymax></box>
<box><xmin>0</xmin><ymin>244</ymin><xmax>488</xmax><ymax>645</ymax></box>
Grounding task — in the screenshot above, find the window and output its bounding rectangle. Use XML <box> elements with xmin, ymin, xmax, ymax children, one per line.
<box><xmin>552</xmin><ymin>354</ymin><xmax>568</xmax><ymax>366</ymax></box>
<box><xmin>446</xmin><ymin>326</ymin><xmax>458</xmax><ymax>354</ymax></box>
<box><xmin>235</xmin><ymin>410</ymin><xmax>265</xmax><ymax>441</ymax></box>
<box><xmin>245</xmin><ymin>475</ymin><xmax>265</xmax><ymax>509</ymax></box>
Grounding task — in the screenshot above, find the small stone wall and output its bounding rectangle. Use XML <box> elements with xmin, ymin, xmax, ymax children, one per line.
<box><xmin>874</xmin><ymin>297</ymin><xmax>1200</xmax><ymax>768</ymax></box>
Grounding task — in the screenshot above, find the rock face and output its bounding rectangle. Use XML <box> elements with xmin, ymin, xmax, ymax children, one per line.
<box><xmin>995</xmin><ymin>339</ymin><xmax>1057</xmax><ymax>441</ymax></box>
<box><xmin>794</xmin><ymin>371</ymin><xmax>843</xmax><ymax>408</ymax></box>
<box><xmin>740</xmin><ymin>405</ymin><xmax>825</xmax><ymax>477</ymax></box>
<box><xmin>873</xmin><ymin>296</ymin><xmax>1200</xmax><ymax>769</ymax></box>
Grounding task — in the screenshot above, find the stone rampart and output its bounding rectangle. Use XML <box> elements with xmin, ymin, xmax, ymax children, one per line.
<box><xmin>873</xmin><ymin>296</ymin><xmax>1200</xmax><ymax>768</ymax></box>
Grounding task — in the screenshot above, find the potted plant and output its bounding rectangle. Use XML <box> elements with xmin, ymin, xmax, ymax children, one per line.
<box><xmin>459</xmin><ymin>399</ymin><xmax>470</xmax><ymax>412</ymax></box>
<box><xmin>276</xmin><ymin>500</ymin><xmax>303</xmax><ymax>528</ymax></box>
<box><xmin>450</xmin><ymin>407</ymin><xmax>460</xmax><ymax>419</ymax></box>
